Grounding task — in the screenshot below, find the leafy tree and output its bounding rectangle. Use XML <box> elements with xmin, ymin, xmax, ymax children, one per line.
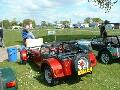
<box><xmin>48</xmin><ymin>22</ymin><xmax>53</xmax><ymax>27</ymax></box>
<box><xmin>41</xmin><ymin>21</ymin><xmax>47</xmax><ymax>28</ymax></box>
<box><xmin>32</xmin><ymin>20</ymin><xmax>36</xmax><ymax>28</ymax></box>
<box><xmin>92</xmin><ymin>18</ymin><xmax>103</xmax><ymax>23</ymax></box>
<box><xmin>60</xmin><ymin>20</ymin><xmax>70</xmax><ymax>28</ymax></box>
<box><xmin>89</xmin><ymin>0</ymin><xmax>118</xmax><ymax>12</ymax></box>
<box><xmin>84</xmin><ymin>17</ymin><xmax>92</xmax><ymax>23</ymax></box>
<box><xmin>0</xmin><ymin>21</ymin><xmax>2</xmax><ymax>26</ymax></box>
<box><xmin>54</xmin><ymin>21</ymin><xmax>58</xmax><ymax>25</ymax></box>
<box><xmin>2</xmin><ymin>20</ymin><xmax>10</xmax><ymax>29</ymax></box>
<box><xmin>77</xmin><ymin>22</ymin><xmax>81</xmax><ymax>25</ymax></box>
<box><xmin>10</xmin><ymin>18</ymin><xmax>18</xmax><ymax>26</ymax></box>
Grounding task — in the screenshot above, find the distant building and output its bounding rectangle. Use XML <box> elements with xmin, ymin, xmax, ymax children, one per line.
<box><xmin>72</xmin><ymin>24</ymin><xmax>79</xmax><ymax>28</ymax></box>
<box><xmin>99</xmin><ymin>23</ymin><xmax>120</xmax><ymax>30</ymax></box>
<box><xmin>89</xmin><ymin>22</ymin><xmax>99</xmax><ymax>27</ymax></box>
<box><xmin>70</xmin><ymin>24</ymin><xmax>74</xmax><ymax>28</ymax></box>
<box><xmin>80</xmin><ymin>23</ymin><xmax>89</xmax><ymax>28</ymax></box>
<box><xmin>105</xmin><ymin>23</ymin><xmax>120</xmax><ymax>29</ymax></box>
<box><xmin>72</xmin><ymin>23</ymin><xmax>89</xmax><ymax>28</ymax></box>
<box><xmin>112</xmin><ymin>23</ymin><xmax>120</xmax><ymax>29</ymax></box>
<box><xmin>55</xmin><ymin>24</ymin><xmax>64</xmax><ymax>29</ymax></box>
<box><xmin>105</xmin><ymin>24</ymin><xmax>114</xmax><ymax>30</ymax></box>
<box><xmin>12</xmin><ymin>26</ymin><xmax>21</xmax><ymax>30</ymax></box>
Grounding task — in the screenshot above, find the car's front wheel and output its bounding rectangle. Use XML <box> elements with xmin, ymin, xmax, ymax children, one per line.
<box><xmin>99</xmin><ymin>51</ymin><xmax>112</xmax><ymax>64</ymax></box>
<box><xmin>44</xmin><ymin>66</ymin><xmax>59</xmax><ymax>86</ymax></box>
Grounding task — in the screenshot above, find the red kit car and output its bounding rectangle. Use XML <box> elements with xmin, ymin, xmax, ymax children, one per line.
<box><xmin>20</xmin><ymin>41</ymin><xmax>97</xmax><ymax>85</ymax></box>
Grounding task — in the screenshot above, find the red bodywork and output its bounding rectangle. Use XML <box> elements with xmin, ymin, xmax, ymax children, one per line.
<box><xmin>20</xmin><ymin>49</ymin><xmax>73</xmax><ymax>78</ymax></box>
<box><xmin>45</xmin><ymin>58</ymin><xmax>72</xmax><ymax>78</ymax></box>
<box><xmin>20</xmin><ymin>49</ymin><xmax>97</xmax><ymax>78</ymax></box>
<box><xmin>60</xmin><ymin>59</ymin><xmax>72</xmax><ymax>76</ymax></box>
<box><xmin>88</xmin><ymin>51</ymin><xmax>97</xmax><ymax>67</ymax></box>
<box><xmin>20</xmin><ymin>50</ymin><xmax>28</xmax><ymax>61</ymax></box>
<box><xmin>42</xmin><ymin>58</ymin><xmax>66</xmax><ymax>78</ymax></box>
<box><xmin>29</xmin><ymin>50</ymin><xmax>41</xmax><ymax>62</ymax></box>
<box><xmin>31</xmin><ymin>49</ymin><xmax>73</xmax><ymax>78</ymax></box>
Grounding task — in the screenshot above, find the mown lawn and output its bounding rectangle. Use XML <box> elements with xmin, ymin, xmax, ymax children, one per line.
<box><xmin>1</xmin><ymin>28</ymin><xmax>120</xmax><ymax>90</ymax></box>
<box><xmin>0</xmin><ymin>60</ymin><xmax>120</xmax><ymax>90</ymax></box>
<box><xmin>4</xmin><ymin>28</ymin><xmax>120</xmax><ymax>46</ymax></box>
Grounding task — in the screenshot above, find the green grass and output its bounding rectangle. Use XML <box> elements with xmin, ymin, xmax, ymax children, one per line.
<box><xmin>4</xmin><ymin>28</ymin><xmax>120</xmax><ymax>46</ymax></box>
<box><xmin>0</xmin><ymin>61</ymin><xmax>120</xmax><ymax>90</ymax></box>
<box><xmin>1</xmin><ymin>28</ymin><xmax>120</xmax><ymax>90</ymax></box>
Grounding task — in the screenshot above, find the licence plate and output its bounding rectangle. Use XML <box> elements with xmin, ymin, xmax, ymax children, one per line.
<box><xmin>78</xmin><ymin>67</ymin><xmax>92</xmax><ymax>75</ymax></box>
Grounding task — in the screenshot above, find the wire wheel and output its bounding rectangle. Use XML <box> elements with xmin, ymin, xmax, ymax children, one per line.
<box><xmin>44</xmin><ymin>66</ymin><xmax>59</xmax><ymax>86</ymax></box>
<box><xmin>100</xmin><ymin>52</ymin><xmax>111</xmax><ymax>64</ymax></box>
<box><xmin>44</xmin><ymin>66</ymin><xmax>52</xmax><ymax>84</ymax></box>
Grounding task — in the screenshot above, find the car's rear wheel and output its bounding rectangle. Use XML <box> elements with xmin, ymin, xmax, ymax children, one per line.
<box><xmin>21</xmin><ymin>60</ymin><xmax>27</xmax><ymax>64</ymax></box>
<box><xmin>99</xmin><ymin>51</ymin><xmax>112</xmax><ymax>64</ymax></box>
<box><xmin>44</xmin><ymin>66</ymin><xmax>59</xmax><ymax>86</ymax></box>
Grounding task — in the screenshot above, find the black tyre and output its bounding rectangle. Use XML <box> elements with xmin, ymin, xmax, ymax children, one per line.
<box><xmin>44</xmin><ymin>66</ymin><xmax>59</xmax><ymax>86</ymax></box>
<box><xmin>99</xmin><ymin>51</ymin><xmax>112</xmax><ymax>64</ymax></box>
<box><xmin>22</xmin><ymin>60</ymin><xmax>27</xmax><ymax>65</ymax></box>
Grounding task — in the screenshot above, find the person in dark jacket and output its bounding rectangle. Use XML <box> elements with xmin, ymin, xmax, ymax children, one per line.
<box><xmin>100</xmin><ymin>20</ymin><xmax>109</xmax><ymax>41</ymax></box>
<box><xmin>0</xmin><ymin>25</ymin><xmax>4</xmax><ymax>47</ymax></box>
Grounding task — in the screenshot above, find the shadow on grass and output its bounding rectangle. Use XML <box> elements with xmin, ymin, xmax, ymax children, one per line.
<box><xmin>111</xmin><ymin>59</ymin><xmax>120</xmax><ymax>64</ymax></box>
<box><xmin>34</xmin><ymin>73</ymin><xmax>84</xmax><ymax>86</ymax></box>
<box><xmin>28</xmin><ymin>61</ymin><xmax>40</xmax><ymax>72</ymax></box>
<box><xmin>27</xmin><ymin>61</ymin><xmax>86</xmax><ymax>86</ymax></box>
<box><xmin>26</xmin><ymin>61</ymin><xmax>52</xmax><ymax>86</ymax></box>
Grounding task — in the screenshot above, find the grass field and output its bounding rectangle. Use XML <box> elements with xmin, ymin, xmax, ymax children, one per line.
<box><xmin>4</xmin><ymin>28</ymin><xmax>120</xmax><ymax>46</ymax></box>
<box><xmin>1</xmin><ymin>28</ymin><xmax>120</xmax><ymax>90</ymax></box>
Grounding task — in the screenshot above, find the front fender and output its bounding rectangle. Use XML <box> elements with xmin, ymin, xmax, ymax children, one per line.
<box><xmin>42</xmin><ymin>58</ymin><xmax>65</xmax><ymax>78</ymax></box>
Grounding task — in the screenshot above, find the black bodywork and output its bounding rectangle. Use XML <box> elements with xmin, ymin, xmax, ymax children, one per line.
<box><xmin>91</xmin><ymin>36</ymin><xmax>120</xmax><ymax>50</ymax></box>
<box><xmin>91</xmin><ymin>35</ymin><xmax>120</xmax><ymax>64</ymax></box>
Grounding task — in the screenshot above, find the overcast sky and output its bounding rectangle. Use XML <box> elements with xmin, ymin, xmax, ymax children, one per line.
<box><xmin>0</xmin><ymin>0</ymin><xmax>120</xmax><ymax>24</ymax></box>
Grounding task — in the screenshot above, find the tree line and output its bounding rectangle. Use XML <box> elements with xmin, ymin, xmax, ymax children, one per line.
<box><xmin>0</xmin><ymin>17</ymin><xmax>104</xmax><ymax>29</ymax></box>
<box><xmin>0</xmin><ymin>19</ymin><xmax>36</xmax><ymax>29</ymax></box>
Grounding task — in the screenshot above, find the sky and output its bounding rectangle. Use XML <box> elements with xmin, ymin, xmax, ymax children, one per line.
<box><xmin>0</xmin><ymin>0</ymin><xmax>120</xmax><ymax>24</ymax></box>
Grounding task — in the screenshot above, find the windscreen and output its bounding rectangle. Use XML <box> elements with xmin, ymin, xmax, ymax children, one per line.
<box><xmin>78</xmin><ymin>44</ymin><xmax>90</xmax><ymax>51</ymax></box>
<box><xmin>106</xmin><ymin>37</ymin><xmax>118</xmax><ymax>44</ymax></box>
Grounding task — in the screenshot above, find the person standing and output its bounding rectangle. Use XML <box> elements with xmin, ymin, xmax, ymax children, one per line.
<box><xmin>100</xmin><ymin>20</ymin><xmax>109</xmax><ymax>41</ymax></box>
<box><xmin>0</xmin><ymin>25</ymin><xmax>4</xmax><ymax>47</ymax></box>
